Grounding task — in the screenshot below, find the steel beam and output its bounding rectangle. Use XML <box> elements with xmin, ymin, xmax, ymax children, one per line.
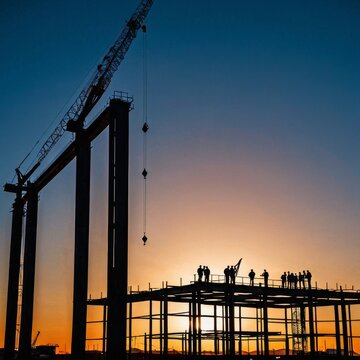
<box><xmin>341</xmin><ymin>294</ymin><xmax>349</xmax><ymax>356</ymax></box>
<box><xmin>308</xmin><ymin>295</ymin><xmax>316</xmax><ymax>356</ymax></box>
<box><xmin>334</xmin><ymin>304</ymin><xmax>341</xmax><ymax>357</ymax></box>
<box><xmin>4</xmin><ymin>196</ymin><xmax>24</xmax><ymax>360</ymax></box>
<box><xmin>71</xmin><ymin>129</ymin><xmax>91</xmax><ymax>360</ymax></box>
<box><xmin>262</xmin><ymin>292</ymin><xmax>269</xmax><ymax>357</ymax></box>
<box><xmin>18</xmin><ymin>191</ymin><xmax>39</xmax><ymax>360</ymax></box>
<box><xmin>106</xmin><ymin>99</ymin><xmax>131</xmax><ymax>359</ymax></box>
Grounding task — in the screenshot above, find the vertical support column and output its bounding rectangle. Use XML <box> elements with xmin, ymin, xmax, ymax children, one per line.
<box><xmin>224</xmin><ymin>300</ymin><xmax>229</xmax><ymax>355</ymax></box>
<box><xmin>4</xmin><ymin>195</ymin><xmax>24</xmax><ymax>360</ymax></box>
<box><xmin>71</xmin><ymin>129</ymin><xmax>91</xmax><ymax>360</ymax></box>
<box><xmin>149</xmin><ymin>299</ymin><xmax>152</xmax><ymax>358</ymax></box>
<box><xmin>192</xmin><ymin>293</ymin><xmax>197</xmax><ymax>355</ymax></box>
<box><xmin>214</xmin><ymin>305</ymin><xmax>218</xmax><ymax>355</ymax></box>
<box><xmin>348</xmin><ymin>304</ymin><xmax>353</xmax><ymax>356</ymax></box>
<box><xmin>18</xmin><ymin>191</ymin><xmax>39</xmax><ymax>360</ymax></box>
<box><xmin>256</xmin><ymin>308</ymin><xmax>259</xmax><ymax>356</ymax></box>
<box><xmin>228</xmin><ymin>289</ymin><xmax>235</xmax><ymax>357</ymax></box>
<box><xmin>308</xmin><ymin>295</ymin><xmax>316</xmax><ymax>357</ymax></box>
<box><xmin>129</xmin><ymin>300</ymin><xmax>132</xmax><ymax>358</ymax></box>
<box><xmin>197</xmin><ymin>293</ymin><xmax>201</xmax><ymax>356</ymax></box>
<box><xmin>188</xmin><ymin>302</ymin><xmax>192</xmax><ymax>356</ymax></box>
<box><xmin>238</xmin><ymin>306</ymin><xmax>242</xmax><ymax>356</ymax></box>
<box><xmin>159</xmin><ymin>301</ymin><xmax>163</xmax><ymax>357</ymax></box>
<box><xmin>102</xmin><ymin>305</ymin><xmax>107</xmax><ymax>355</ymax></box>
<box><xmin>164</xmin><ymin>297</ymin><xmax>168</xmax><ymax>356</ymax></box>
<box><xmin>334</xmin><ymin>304</ymin><xmax>341</xmax><ymax>357</ymax></box>
<box><xmin>106</xmin><ymin>100</ymin><xmax>131</xmax><ymax>360</ymax></box>
<box><xmin>300</xmin><ymin>306</ymin><xmax>306</xmax><ymax>352</ymax></box>
<box><xmin>263</xmin><ymin>292</ymin><xmax>269</xmax><ymax>357</ymax></box>
<box><xmin>314</xmin><ymin>305</ymin><xmax>319</xmax><ymax>352</ymax></box>
<box><xmin>341</xmin><ymin>293</ymin><xmax>349</xmax><ymax>356</ymax></box>
<box><xmin>285</xmin><ymin>308</ymin><xmax>289</xmax><ymax>356</ymax></box>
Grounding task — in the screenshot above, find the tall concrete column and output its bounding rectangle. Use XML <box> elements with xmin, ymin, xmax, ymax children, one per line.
<box><xmin>4</xmin><ymin>195</ymin><xmax>24</xmax><ymax>360</ymax></box>
<box><xmin>71</xmin><ymin>129</ymin><xmax>91</xmax><ymax>360</ymax></box>
<box><xmin>18</xmin><ymin>191</ymin><xmax>39</xmax><ymax>360</ymax></box>
<box><xmin>106</xmin><ymin>99</ymin><xmax>131</xmax><ymax>359</ymax></box>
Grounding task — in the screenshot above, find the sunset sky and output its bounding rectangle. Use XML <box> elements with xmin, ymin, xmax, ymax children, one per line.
<box><xmin>0</xmin><ymin>0</ymin><xmax>359</xmax><ymax>353</ymax></box>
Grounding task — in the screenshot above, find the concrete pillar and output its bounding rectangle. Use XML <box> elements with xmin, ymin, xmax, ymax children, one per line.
<box><xmin>71</xmin><ymin>129</ymin><xmax>91</xmax><ymax>360</ymax></box>
<box><xmin>4</xmin><ymin>196</ymin><xmax>24</xmax><ymax>360</ymax></box>
<box><xmin>106</xmin><ymin>100</ymin><xmax>131</xmax><ymax>359</ymax></box>
<box><xmin>18</xmin><ymin>191</ymin><xmax>39</xmax><ymax>360</ymax></box>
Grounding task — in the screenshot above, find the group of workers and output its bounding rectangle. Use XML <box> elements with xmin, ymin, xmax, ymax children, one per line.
<box><xmin>196</xmin><ymin>265</ymin><xmax>313</xmax><ymax>289</ymax></box>
<box><xmin>281</xmin><ymin>270</ymin><xmax>313</xmax><ymax>289</ymax></box>
<box><xmin>197</xmin><ymin>265</ymin><xmax>211</xmax><ymax>282</ymax></box>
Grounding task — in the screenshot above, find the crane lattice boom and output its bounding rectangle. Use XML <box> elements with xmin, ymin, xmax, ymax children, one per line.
<box><xmin>34</xmin><ymin>0</ymin><xmax>154</xmax><ymax>167</ymax></box>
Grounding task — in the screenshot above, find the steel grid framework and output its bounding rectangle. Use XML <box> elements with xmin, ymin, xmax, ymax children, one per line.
<box><xmin>88</xmin><ymin>281</ymin><xmax>360</xmax><ymax>358</ymax></box>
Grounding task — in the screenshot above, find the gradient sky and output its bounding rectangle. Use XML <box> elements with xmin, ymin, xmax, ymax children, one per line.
<box><xmin>0</xmin><ymin>0</ymin><xmax>359</xmax><ymax>352</ymax></box>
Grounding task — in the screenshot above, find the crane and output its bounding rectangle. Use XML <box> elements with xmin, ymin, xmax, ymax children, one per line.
<box><xmin>4</xmin><ymin>0</ymin><xmax>154</xmax><ymax>194</ymax></box>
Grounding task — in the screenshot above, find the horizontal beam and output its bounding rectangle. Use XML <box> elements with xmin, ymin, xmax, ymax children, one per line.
<box><xmin>21</xmin><ymin>103</ymin><xmax>115</xmax><ymax>201</ymax></box>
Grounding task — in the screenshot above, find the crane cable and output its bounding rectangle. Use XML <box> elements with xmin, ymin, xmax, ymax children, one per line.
<box><xmin>141</xmin><ymin>24</ymin><xmax>149</xmax><ymax>245</ymax></box>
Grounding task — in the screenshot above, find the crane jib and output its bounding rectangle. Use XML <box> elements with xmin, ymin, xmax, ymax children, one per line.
<box><xmin>14</xmin><ymin>0</ymin><xmax>154</xmax><ymax>186</ymax></box>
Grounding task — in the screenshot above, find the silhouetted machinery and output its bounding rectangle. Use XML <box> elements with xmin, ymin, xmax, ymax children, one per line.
<box><xmin>4</xmin><ymin>0</ymin><xmax>154</xmax><ymax>194</ymax></box>
<box><xmin>3</xmin><ymin>1</ymin><xmax>155</xmax><ymax>359</ymax></box>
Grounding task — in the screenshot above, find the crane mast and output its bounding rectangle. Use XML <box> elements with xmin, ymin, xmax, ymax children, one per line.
<box><xmin>8</xmin><ymin>0</ymin><xmax>154</xmax><ymax>190</ymax></box>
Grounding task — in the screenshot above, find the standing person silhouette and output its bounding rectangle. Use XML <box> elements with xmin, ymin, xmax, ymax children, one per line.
<box><xmin>287</xmin><ymin>271</ymin><xmax>291</xmax><ymax>288</ymax></box>
<box><xmin>281</xmin><ymin>272</ymin><xmax>287</xmax><ymax>288</ymax></box>
<box><xmin>306</xmin><ymin>270</ymin><xmax>312</xmax><ymax>289</ymax></box>
<box><xmin>224</xmin><ymin>266</ymin><xmax>230</xmax><ymax>284</ymax></box>
<box><xmin>229</xmin><ymin>266</ymin><xmax>236</xmax><ymax>285</ymax></box>
<box><xmin>298</xmin><ymin>272</ymin><xmax>304</xmax><ymax>289</ymax></box>
<box><xmin>204</xmin><ymin>266</ymin><xmax>210</xmax><ymax>283</ymax></box>
<box><xmin>248</xmin><ymin>269</ymin><xmax>255</xmax><ymax>286</ymax></box>
<box><xmin>261</xmin><ymin>269</ymin><xmax>269</xmax><ymax>287</ymax></box>
<box><xmin>197</xmin><ymin>265</ymin><xmax>204</xmax><ymax>282</ymax></box>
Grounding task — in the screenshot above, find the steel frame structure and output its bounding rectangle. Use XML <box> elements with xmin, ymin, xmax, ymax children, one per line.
<box><xmin>4</xmin><ymin>97</ymin><xmax>132</xmax><ymax>360</ymax></box>
<box><xmin>88</xmin><ymin>281</ymin><xmax>360</xmax><ymax>358</ymax></box>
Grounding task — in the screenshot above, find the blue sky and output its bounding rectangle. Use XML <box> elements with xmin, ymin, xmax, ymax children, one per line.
<box><xmin>0</xmin><ymin>0</ymin><xmax>359</xmax><ymax>349</ymax></box>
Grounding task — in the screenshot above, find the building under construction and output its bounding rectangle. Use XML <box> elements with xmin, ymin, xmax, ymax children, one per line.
<box><xmin>2</xmin><ymin>1</ymin><xmax>360</xmax><ymax>359</ymax></box>
<box><xmin>87</xmin><ymin>277</ymin><xmax>360</xmax><ymax>358</ymax></box>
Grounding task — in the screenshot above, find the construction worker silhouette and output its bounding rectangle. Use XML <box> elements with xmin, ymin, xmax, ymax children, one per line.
<box><xmin>298</xmin><ymin>271</ymin><xmax>304</xmax><ymax>289</ymax></box>
<box><xmin>261</xmin><ymin>269</ymin><xmax>269</xmax><ymax>287</ymax></box>
<box><xmin>204</xmin><ymin>266</ymin><xmax>210</xmax><ymax>283</ymax></box>
<box><xmin>287</xmin><ymin>271</ymin><xmax>291</xmax><ymax>288</ymax></box>
<box><xmin>229</xmin><ymin>266</ymin><xmax>235</xmax><ymax>285</ymax></box>
<box><xmin>224</xmin><ymin>266</ymin><xmax>230</xmax><ymax>284</ymax></box>
<box><xmin>197</xmin><ymin>265</ymin><xmax>204</xmax><ymax>282</ymax></box>
<box><xmin>248</xmin><ymin>269</ymin><xmax>255</xmax><ymax>286</ymax></box>
<box><xmin>306</xmin><ymin>270</ymin><xmax>312</xmax><ymax>289</ymax></box>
